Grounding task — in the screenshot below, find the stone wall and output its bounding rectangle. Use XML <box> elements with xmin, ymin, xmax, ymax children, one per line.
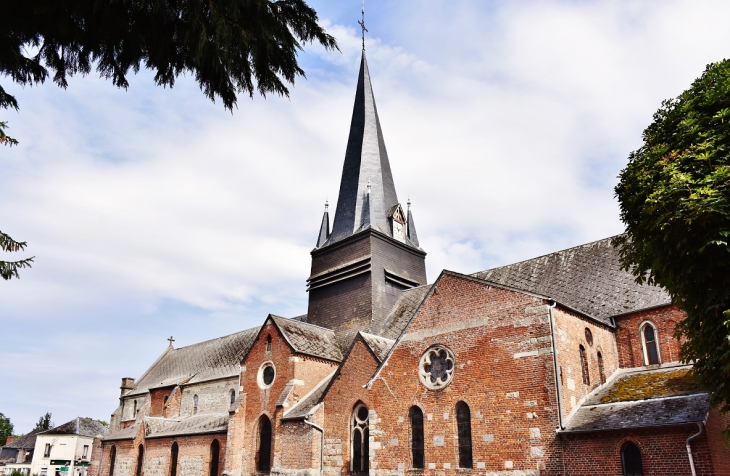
<box><xmin>180</xmin><ymin>378</ymin><xmax>239</xmax><ymax>417</ymax></box>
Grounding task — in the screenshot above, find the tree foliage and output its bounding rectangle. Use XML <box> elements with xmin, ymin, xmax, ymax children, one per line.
<box><xmin>1</xmin><ymin>0</ymin><xmax>338</xmax><ymax>114</ymax></box>
<box><xmin>615</xmin><ymin>59</ymin><xmax>730</xmax><ymax>433</ymax></box>
<box><xmin>0</xmin><ymin>412</ymin><xmax>13</xmax><ymax>445</ymax></box>
<box><xmin>34</xmin><ymin>412</ymin><xmax>53</xmax><ymax>431</ymax></box>
<box><xmin>0</xmin><ymin>231</ymin><xmax>34</xmax><ymax>280</ymax></box>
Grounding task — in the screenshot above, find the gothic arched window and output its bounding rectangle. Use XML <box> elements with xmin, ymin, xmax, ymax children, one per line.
<box><xmin>193</xmin><ymin>395</ymin><xmax>199</xmax><ymax>415</ymax></box>
<box><xmin>621</xmin><ymin>442</ymin><xmax>644</xmax><ymax>476</ymax></box>
<box><xmin>579</xmin><ymin>345</ymin><xmax>590</xmax><ymax>385</ymax></box>
<box><xmin>456</xmin><ymin>402</ymin><xmax>473</xmax><ymax>468</ymax></box>
<box><xmin>257</xmin><ymin>416</ymin><xmax>272</xmax><ymax>472</ymax></box>
<box><xmin>170</xmin><ymin>443</ymin><xmax>178</xmax><ymax>476</ymax></box>
<box><xmin>641</xmin><ymin>323</ymin><xmax>661</xmax><ymax>365</ymax></box>
<box><xmin>135</xmin><ymin>445</ymin><xmax>144</xmax><ymax>476</ymax></box>
<box><xmin>108</xmin><ymin>446</ymin><xmax>116</xmax><ymax>476</ymax></box>
<box><xmin>409</xmin><ymin>407</ymin><xmax>424</xmax><ymax>469</ymax></box>
<box><xmin>351</xmin><ymin>403</ymin><xmax>369</xmax><ymax>472</ymax></box>
<box><xmin>209</xmin><ymin>440</ymin><xmax>220</xmax><ymax>476</ymax></box>
<box><xmin>597</xmin><ymin>351</ymin><xmax>606</xmax><ymax>384</ymax></box>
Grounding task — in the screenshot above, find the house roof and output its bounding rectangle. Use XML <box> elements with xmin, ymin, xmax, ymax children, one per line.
<box><xmin>562</xmin><ymin>366</ymin><xmax>709</xmax><ymax>433</ymax></box>
<box><xmin>269</xmin><ymin>315</ymin><xmax>342</xmax><ymax>362</ymax></box>
<box><xmin>472</xmin><ymin>236</ymin><xmax>671</xmax><ymax>322</ymax></box>
<box><xmin>3</xmin><ymin>428</ymin><xmax>43</xmax><ymax>449</ymax></box>
<box><xmin>127</xmin><ymin>327</ymin><xmax>259</xmax><ymax>396</ymax></box>
<box><xmin>42</xmin><ymin>418</ymin><xmax>108</xmax><ymax>438</ymax></box>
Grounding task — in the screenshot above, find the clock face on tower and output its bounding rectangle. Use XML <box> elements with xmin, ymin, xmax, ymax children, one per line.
<box><xmin>393</xmin><ymin>220</ymin><xmax>406</xmax><ymax>243</ymax></box>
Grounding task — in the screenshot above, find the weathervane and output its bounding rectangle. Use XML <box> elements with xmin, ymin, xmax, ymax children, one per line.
<box><xmin>358</xmin><ymin>0</ymin><xmax>368</xmax><ymax>51</ymax></box>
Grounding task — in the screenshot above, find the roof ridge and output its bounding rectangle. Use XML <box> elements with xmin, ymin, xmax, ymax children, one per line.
<box><xmin>172</xmin><ymin>326</ymin><xmax>259</xmax><ymax>351</ymax></box>
<box><xmin>270</xmin><ymin>314</ymin><xmax>334</xmax><ymax>333</ymax></box>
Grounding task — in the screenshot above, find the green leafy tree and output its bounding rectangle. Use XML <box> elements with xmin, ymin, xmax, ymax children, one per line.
<box><xmin>1</xmin><ymin>0</ymin><xmax>337</xmax><ymax>278</ymax></box>
<box><xmin>1</xmin><ymin>231</ymin><xmax>34</xmax><ymax>280</ymax></box>
<box><xmin>0</xmin><ymin>412</ymin><xmax>13</xmax><ymax>445</ymax></box>
<box><xmin>34</xmin><ymin>412</ymin><xmax>53</xmax><ymax>430</ymax></box>
<box><xmin>614</xmin><ymin>59</ymin><xmax>730</xmax><ymax>434</ymax></box>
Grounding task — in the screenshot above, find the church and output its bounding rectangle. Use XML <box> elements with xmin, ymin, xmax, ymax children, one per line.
<box><xmin>94</xmin><ymin>51</ymin><xmax>730</xmax><ymax>476</ymax></box>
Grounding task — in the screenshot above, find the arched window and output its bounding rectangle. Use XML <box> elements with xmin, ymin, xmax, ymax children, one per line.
<box><xmin>209</xmin><ymin>440</ymin><xmax>220</xmax><ymax>476</ymax></box>
<box><xmin>351</xmin><ymin>403</ymin><xmax>369</xmax><ymax>472</ymax></box>
<box><xmin>170</xmin><ymin>443</ymin><xmax>178</xmax><ymax>476</ymax></box>
<box><xmin>409</xmin><ymin>407</ymin><xmax>424</xmax><ymax>469</ymax></box>
<box><xmin>597</xmin><ymin>351</ymin><xmax>606</xmax><ymax>384</ymax></box>
<box><xmin>641</xmin><ymin>323</ymin><xmax>661</xmax><ymax>365</ymax></box>
<box><xmin>456</xmin><ymin>402</ymin><xmax>473</xmax><ymax>468</ymax></box>
<box><xmin>135</xmin><ymin>445</ymin><xmax>144</xmax><ymax>476</ymax></box>
<box><xmin>133</xmin><ymin>400</ymin><xmax>137</xmax><ymax>418</ymax></box>
<box><xmin>621</xmin><ymin>442</ymin><xmax>644</xmax><ymax>476</ymax></box>
<box><xmin>579</xmin><ymin>345</ymin><xmax>590</xmax><ymax>385</ymax></box>
<box><xmin>266</xmin><ymin>335</ymin><xmax>272</xmax><ymax>352</ymax></box>
<box><xmin>108</xmin><ymin>446</ymin><xmax>116</xmax><ymax>476</ymax></box>
<box><xmin>193</xmin><ymin>395</ymin><xmax>199</xmax><ymax>415</ymax></box>
<box><xmin>230</xmin><ymin>389</ymin><xmax>236</xmax><ymax>405</ymax></box>
<box><xmin>257</xmin><ymin>416</ymin><xmax>272</xmax><ymax>472</ymax></box>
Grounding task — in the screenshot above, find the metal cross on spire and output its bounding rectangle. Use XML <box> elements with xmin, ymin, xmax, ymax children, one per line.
<box><xmin>357</xmin><ymin>0</ymin><xmax>368</xmax><ymax>51</ymax></box>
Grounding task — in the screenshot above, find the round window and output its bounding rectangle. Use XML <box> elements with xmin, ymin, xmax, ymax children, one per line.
<box><xmin>418</xmin><ymin>345</ymin><xmax>455</xmax><ymax>390</ymax></box>
<box><xmin>258</xmin><ymin>362</ymin><xmax>276</xmax><ymax>389</ymax></box>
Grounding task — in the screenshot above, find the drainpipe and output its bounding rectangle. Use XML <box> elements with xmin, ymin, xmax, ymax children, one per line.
<box><xmin>304</xmin><ymin>416</ymin><xmax>325</xmax><ymax>476</ymax></box>
<box><xmin>548</xmin><ymin>300</ymin><xmax>564</xmax><ymax>430</ymax></box>
<box><xmin>686</xmin><ymin>422</ymin><xmax>703</xmax><ymax>476</ymax></box>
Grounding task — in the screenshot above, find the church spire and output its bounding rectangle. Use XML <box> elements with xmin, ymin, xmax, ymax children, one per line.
<box><xmin>315</xmin><ymin>201</ymin><xmax>330</xmax><ymax>248</ymax></box>
<box><xmin>327</xmin><ymin>52</ymin><xmax>404</xmax><ymax>246</ymax></box>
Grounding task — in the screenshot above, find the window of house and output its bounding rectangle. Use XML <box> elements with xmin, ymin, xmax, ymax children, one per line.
<box><xmin>579</xmin><ymin>345</ymin><xmax>590</xmax><ymax>385</ymax></box>
<box><xmin>456</xmin><ymin>402</ymin><xmax>473</xmax><ymax>468</ymax></box>
<box><xmin>641</xmin><ymin>323</ymin><xmax>661</xmax><ymax>365</ymax></box>
<box><xmin>409</xmin><ymin>407</ymin><xmax>424</xmax><ymax>469</ymax></box>
<box><xmin>170</xmin><ymin>443</ymin><xmax>178</xmax><ymax>476</ymax></box>
<box><xmin>210</xmin><ymin>440</ymin><xmax>220</xmax><ymax>476</ymax></box>
<box><xmin>257</xmin><ymin>416</ymin><xmax>272</xmax><ymax>472</ymax></box>
<box><xmin>44</xmin><ymin>443</ymin><xmax>51</xmax><ymax>458</ymax></box>
<box><xmin>351</xmin><ymin>403</ymin><xmax>369</xmax><ymax>472</ymax></box>
<box><xmin>82</xmin><ymin>445</ymin><xmax>89</xmax><ymax>459</ymax></box>
<box><xmin>621</xmin><ymin>442</ymin><xmax>644</xmax><ymax>476</ymax></box>
<box><xmin>108</xmin><ymin>446</ymin><xmax>116</xmax><ymax>476</ymax></box>
<box><xmin>230</xmin><ymin>390</ymin><xmax>236</xmax><ymax>405</ymax></box>
<box><xmin>597</xmin><ymin>351</ymin><xmax>606</xmax><ymax>384</ymax></box>
<box><xmin>266</xmin><ymin>335</ymin><xmax>272</xmax><ymax>352</ymax></box>
<box><xmin>193</xmin><ymin>395</ymin><xmax>199</xmax><ymax>415</ymax></box>
<box><xmin>135</xmin><ymin>445</ymin><xmax>144</xmax><ymax>476</ymax></box>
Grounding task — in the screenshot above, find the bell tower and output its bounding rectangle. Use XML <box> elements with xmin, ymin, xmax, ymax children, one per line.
<box><xmin>306</xmin><ymin>52</ymin><xmax>427</xmax><ymax>343</ymax></box>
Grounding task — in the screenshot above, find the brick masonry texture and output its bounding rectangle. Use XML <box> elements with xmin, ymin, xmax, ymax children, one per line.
<box><xmin>614</xmin><ymin>305</ymin><xmax>684</xmax><ymax>368</ymax></box>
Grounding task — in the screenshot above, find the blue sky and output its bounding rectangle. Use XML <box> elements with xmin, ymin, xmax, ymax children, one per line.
<box><xmin>2</xmin><ymin>0</ymin><xmax>729</xmax><ymax>433</ymax></box>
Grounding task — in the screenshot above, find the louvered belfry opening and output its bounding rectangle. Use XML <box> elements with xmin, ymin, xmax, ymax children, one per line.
<box><xmin>456</xmin><ymin>402</ymin><xmax>473</xmax><ymax>468</ymax></box>
<box><xmin>621</xmin><ymin>442</ymin><xmax>644</xmax><ymax>476</ymax></box>
<box><xmin>409</xmin><ymin>406</ymin><xmax>424</xmax><ymax>469</ymax></box>
<box><xmin>257</xmin><ymin>416</ymin><xmax>272</xmax><ymax>472</ymax></box>
<box><xmin>351</xmin><ymin>403</ymin><xmax>370</xmax><ymax>472</ymax></box>
<box><xmin>170</xmin><ymin>443</ymin><xmax>178</xmax><ymax>476</ymax></box>
<box><xmin>209</xmin><ymin>440</ymin><xmax>220</xmax><ymax>476</ymax></box>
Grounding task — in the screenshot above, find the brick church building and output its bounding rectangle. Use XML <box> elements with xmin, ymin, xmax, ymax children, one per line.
<box><xmin>95</xmin><ymin>52</ymin><xmax>730</xmax><ymax>476</ymax></box>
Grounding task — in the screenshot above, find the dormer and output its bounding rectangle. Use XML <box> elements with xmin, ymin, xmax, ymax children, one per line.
<box><xmin>389</xmin><ymin>203</ymin><xmax>407</xmax><ymax>243</ymax></box>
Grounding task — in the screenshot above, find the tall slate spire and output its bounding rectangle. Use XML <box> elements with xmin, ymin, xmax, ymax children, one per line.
<box><xmin>328</xmin><ymin>52</ymin><xmax>400</xmax><ymax>244</ymax></box>
<box><xmin>315</xmin><ymin>202</ymin><xmax>330</xmax><ymax>248</ymax></box>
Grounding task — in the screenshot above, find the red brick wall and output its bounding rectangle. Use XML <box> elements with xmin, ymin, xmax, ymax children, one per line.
<box><xmin>614</xmin><ymin>305</ymin><xmax>685</xmax><ymax>368</ymax></box>
<box><xmin>561</xmin><ymin>425</ymin><xmax>717</xmax><ymax>476</ymax></box>
<box><xmin>552</xmin><ymin>307</ymin><xmax>618</xmax><ymax>416</ymax></box>
<box><xmin>148</xmin><ymin>388</ymin><xmax>174</xmax><ymax>418</ymax></box>
<box><xmin>706</xmin><ymin>407</ymin><xmax>730</xmax><ymax>475</ymax></box>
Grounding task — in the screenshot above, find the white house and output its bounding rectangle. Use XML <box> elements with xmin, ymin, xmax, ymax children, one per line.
<box><xmin>27</xmin><ymin>418</ymin><xmax>107</xmax><ymax>476</ymax></box>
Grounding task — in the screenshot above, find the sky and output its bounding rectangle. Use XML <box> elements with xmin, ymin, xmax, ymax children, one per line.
<box><xmin>2</xmin><ymin>0</ymin><xmax>729</xmax><ymax>434</ymax></box>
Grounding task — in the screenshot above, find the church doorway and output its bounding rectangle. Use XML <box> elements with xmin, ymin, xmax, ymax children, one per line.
<box><xmin>256</xmin><ymin>416</ymin><xmax>272</xmax><ymax>472</ymax></box>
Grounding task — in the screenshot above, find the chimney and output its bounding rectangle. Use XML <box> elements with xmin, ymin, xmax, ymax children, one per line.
<box><xmin>5</xmin><ymin>436</ymin><xmax>15</xmax><ymax>444</ymax></box>
<box><xmin>120</xmin><ymin>377</ymin><xmax>135</xmax><ymax>396</ymax></box>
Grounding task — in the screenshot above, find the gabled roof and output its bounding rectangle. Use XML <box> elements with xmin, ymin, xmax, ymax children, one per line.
<box><xmin>42</xmin><ymin>418</ymin><xmax>108</xmax><ymax>438</ymax></box>
<box><xmin>325</xmin><ymin>52</ymin><xmax>418</xmax><ymax>250</ymax></box>
<box><xmin>562</xmin><ymin>366</ymin><xmax>708</xmax><ymax>433</ymax></box>
<box><xmin>269</xmin><ymin>315</ymin><xmax>342</xmax><ymax>362</ymax></box>
<box><xmin>126</xmin><ymin>327</ymin><xmax>259</xmax><ymax>396</ymax></box>
<box><xmin>3</xmin><ymin>428</ymin><xmax>43</xmax><ymax>449</ymax></box>
<box><xmin>472</xmin><ymin>236</ymin><xmax>671</xmax><ymax>322</ymax></box>
<box><xmin>359</xmin><ymin>332</ymin><xmax>395</xmax><ymax>362</ymax></box>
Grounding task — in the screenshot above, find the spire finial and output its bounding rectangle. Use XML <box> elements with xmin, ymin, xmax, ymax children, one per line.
<box><xmin>358</xmin><ymin>0</ymin><xmax>368</xmax><ymax>51</ymax></box>
<box><xmin>367</xmin><ymin>178</ymin><xmax>371</xmax><ymax>194</ymax></box>
<box><xmin>325</xmin><ymin>200</ymin><xmax>329</xmax><ymax>211</ymax></box>
<box><xmin>407</xmin><ymin>197</ymin><xmax>411</xmax><ymax>210</ymax></box>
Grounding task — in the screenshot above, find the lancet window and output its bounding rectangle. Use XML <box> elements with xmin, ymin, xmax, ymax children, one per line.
<box><xmin>621</xmin><ymin>441</ymin><xmax>644</xmax><ymax>476</ymax></box>
<box><xmin>456</xmin><ymin>402</ymin><xmax>473</xmax><ymax>468</ymax></box>
<box><xmin>351</xmin><ymin>403</ymin><xmax>369</xmax><ymax>472</ymax></box>
<box><xmin>210</xmin><ymin>440</ymin><xmax>220</xmax><ymax>476</ymax></box>
<box><xmin>641</xmin><ymin>323</ymin><xmax>661</xmax><ymax>365</ymax></box>
<box><xmin>170</xmin><ymin>443</ymin><xmax>178</xmax><ymax>476</ymax></box>
<box><xmin>409</xmin><ymin>406</ymin><xmax>424</xmax><ymax>469</ymax></box>
<box><xmin>257</xmin><ymin>416</ymin><xmax>272</xmax><ymax>472</ymax></box>
<box><xmin>579</xmin><ymin>345</ymin><xmax>590</xmax><ymax>385</ymax></box>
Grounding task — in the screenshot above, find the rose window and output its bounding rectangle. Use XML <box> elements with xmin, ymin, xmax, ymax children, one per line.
<box><xmin>419</xmin><ymin>345</ymin><xmax>455</xmax><ymax>389</ymax></box>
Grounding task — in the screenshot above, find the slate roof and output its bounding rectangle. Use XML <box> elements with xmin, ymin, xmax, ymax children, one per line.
<box><xmin>281</xmin><ymin>372</ymin><xmax>336</xmax><ymax>421</ymax></box>
<box><xmin>377</xmin><ymin>285</ymin><xmax>432</xmax><ymax>339</ymax></box>
<box><xmin>127</xmin><ymin>327</ymin><xmax>259</xmax><ymax>396</ymax></box>
<box><xmin>563</xmin><ymin>366</ymin><xmax>709</xmax><ymax>433</ymax></box>
<box><xmin>145</xmin><ymin>414</ymin><xmax>228</xmax><ymax>439</ymax></box>
<box><xmin>104</xmin><ymin>423</ymin><xmax>141</xmax><ymax>441</ymax></box>
<box><xmin>472</xmin><ymin>236</ymin><xmax>671</xmax><ymax>322</ymax></box>
<box><xmin>270</xmin><ymin>315</ymin><xmax>342</xmax><ymax>362</ymax></box>
<box><xmin>43</xmin><ymin>418</ymin><xmax>108</xmax><ymax>438</ymax></box>
<box><xmin>2</xmin><ymin>428</ymin><xmax>43</xmax><ymax>449</ymax></box>
<box><xmin>359</xmin><ymin>332</ymin><xmax>395</xmax><ymax>362</ymax></box>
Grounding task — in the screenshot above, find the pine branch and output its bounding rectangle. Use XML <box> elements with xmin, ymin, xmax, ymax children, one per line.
<box><xmin>0</xmin><ymin>121</ymin><xmax>19</xmax><ymax>147</ymax></box>
<box><xmin>0</xmin><ymin>231</ymin><xmax>28</xmax><ymax>252</ymax></box>
<box><xmin>0</xmin><ymin>257</ymin><xmax>35</xmax><ymax>280</ymax></box>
